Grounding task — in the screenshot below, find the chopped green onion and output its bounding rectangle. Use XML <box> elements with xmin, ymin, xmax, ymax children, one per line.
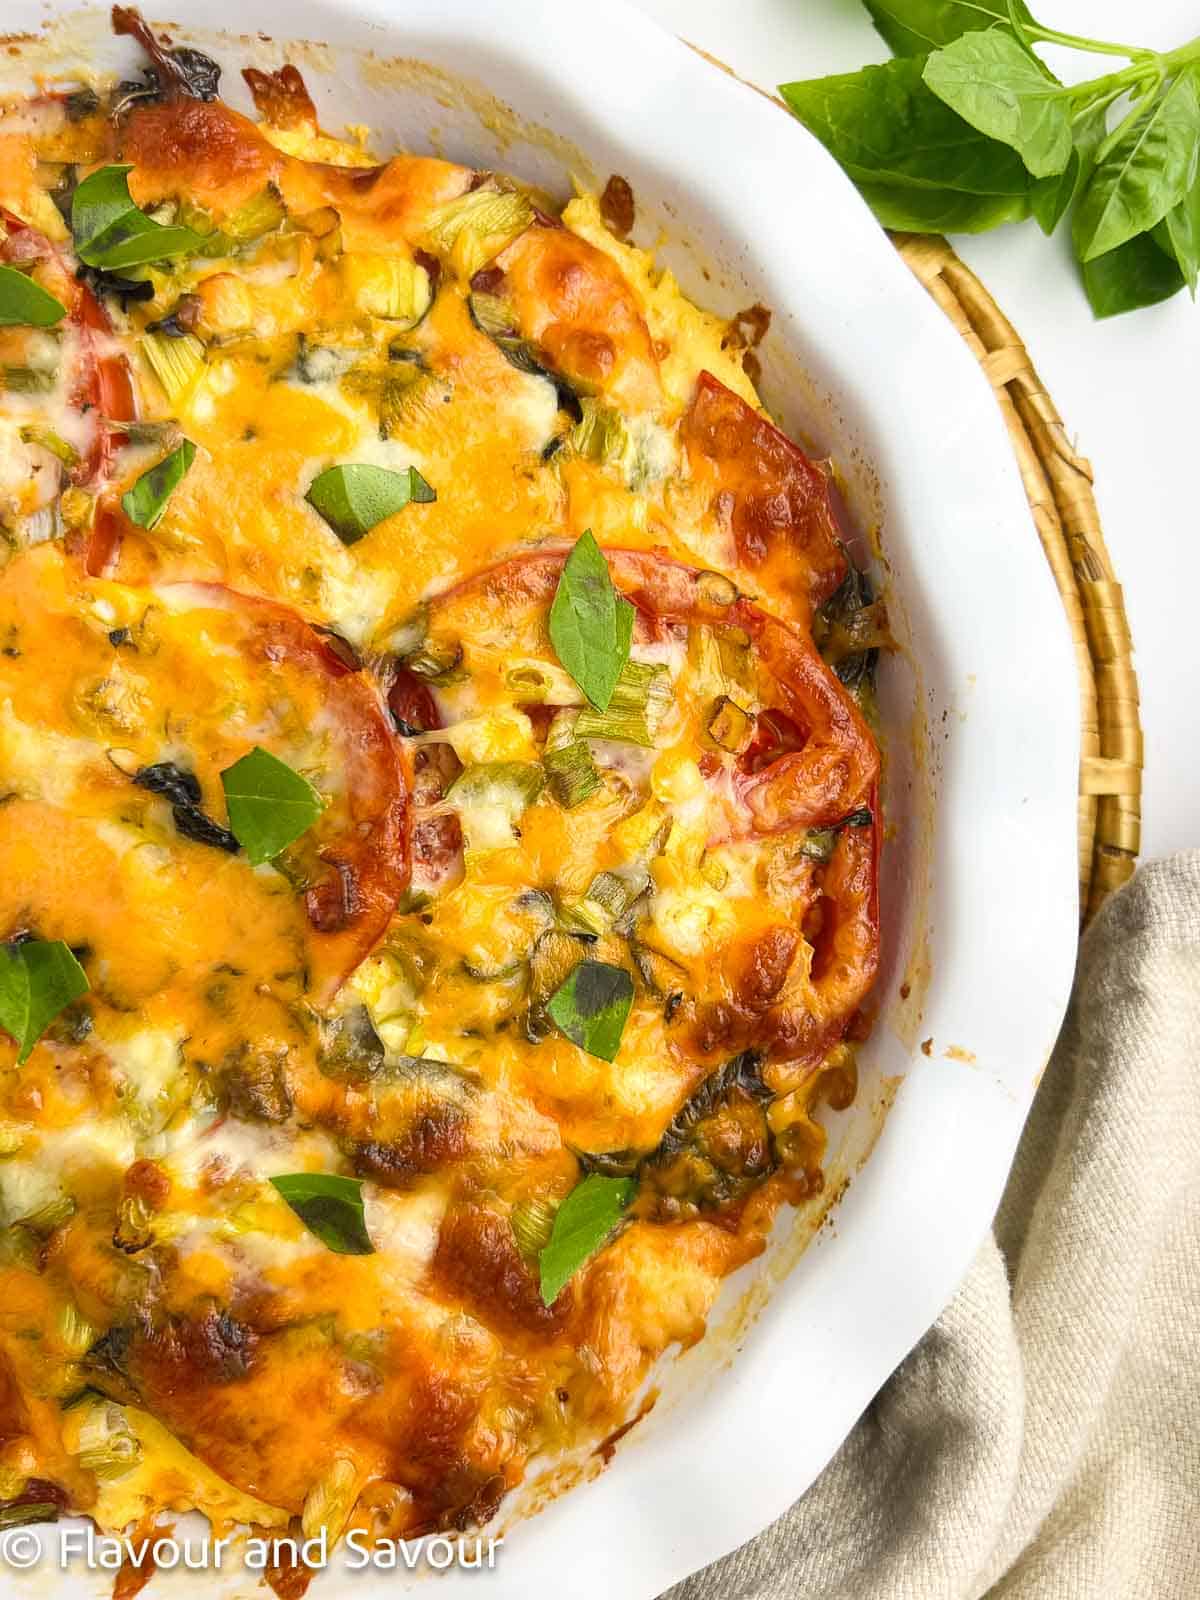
<box><xmin>19</xmin><ymin>424</ymin><xmax>78</xmax><ymax>468</ymax></box>
<box><xmin>1</xmin><ymin>366</ymin><xmax>56</xmax><ymax>394</ymax></box>
<box><xmin>467</xmin><ymin>291</ymin><xmax>515</xmax><ymax>340</ymax></box>
<box><xmin>707</xmin><ymin>694</ymin><xmax>754</xmax><ymax>754</ymax></box>
<box><xmin>561</xmin><ymin>869</ymin><xmax>644</xmax><ymax>937</ymax></box>
<box><xmin>385</xmin><ymin>606</ymin><xmax>430</xmax><ymax>658</ymax></box>
<box><xmin>405</xmin><ymin>638</ymin><xmax>464</xmax><ymax>683</ymax></box>
<box><xmin>76</xmin><ymin>1402</ymin><xmax>142</xmax><ymax>1481</ymax></box>
<box><xmin>77</xmin><ymin>1434</ymin><xmax>143</xmax><ymax>1479</ymax></box>
<box><xmin>574</xmin><ymin>660</ymin><xmax>672</xmax><ymax>747</ymax></box>
<box><xmin>301</xmin><ymin>1456</ymin><xmax>358</xmax><ymax>1542</ymax></box>
<box><xmin>424</xmin><ymin>186</ymin><xmax>533</xmax><ymax>278</ymax></box>
<box><xmin>544</xmin><ymin>738</ymin><xmax>601</xmax><ymax>809</ymax></box>
<box><xmin>543</xmin><ymin>711</ymin><xmax>601</xmax><ymax>809</ymax></box>
<box><xmin>341</xmin><ymin>253</ymin><xmax>432</xmax><ymax>326</ymax></box>
<box><xmin>375</xmin><ymin>368</ymin><xmax>437</xmax><ymax>437</ymax></box>
<box><xmin>571</xmin><ymin>398</ymin><xmax>630</xmax><ymax>466</ymax></box>
<box><xmin>56</xmin><ymin>1301</ymin><xmax>97</xmax><ymax>1357</ymax></box>
<box><xmin>19</xmin><ymin>1194</ymin><xmax>76</xmax><ymax>1235</ymax></box>
<box><xmin>112</xmin><ymin>1192</ymin><xmax>154</xmax><ymax>1253</ymax></box>
<box><xmin>696</xmin><ymin>570</ymin><xmax>739</xmax><ymax>609</ymax></box>
<box><xmin>226</xmin><ymin>187</ymin><xmax>287</xmax><ymax>241</ymax></box>
<box><xmin>0</xmin><ymin>1502</ymin><xmax>57</xmax><ymax>1530</ymax></box>
<box><xmin>140</xmin><ymin>330</ymin><xmax>206</xmax><ymax>403</ymax></box>
<box><xmin>446</xmin><ymin>761</ymin><xmax>545</xmax><ymax>851</ymax></box>
<box><xmin>102</xmin><ymin>417</ymin><xmax>183</xmax><ymax>448</ymax></box>
<box><xmin>799</xmin><ymin>829</ymin><xmax>837</xmax><ymax>863</ymax></box>
<box><xmin>0</xmin><ymin>1123</ymin><xmax>28</xmax><ymax>1158</ymax></box>
<box><xmin>510</xmin><ymin>1195</ymin><xmax>558</xmax><ymax>1262</ymax></box>
<box><xmin>698</xmin><ymin>851</ymin><xmax>729</xmax><ymax>890</ymax></box>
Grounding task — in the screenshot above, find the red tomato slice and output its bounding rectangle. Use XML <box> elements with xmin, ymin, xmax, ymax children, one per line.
<box><xmin>427</xmin><ymin>545</ymin><xmax>877</xmax><ymax>834</ymax></box>
<box><xmin>681</xmin><ymin>370</ymin><xmax>847</xmax><ymax>616</ymax></box>
<box><xmin>420</xmin><ymin>546</ymin><xmax>880</xmax><ymax>1071</ymax></box>
<box><xmin>164</xmin><ymin>584</ymin><xmax>409</xmax><ymax>999</ymax></box>
<box><xmin>767</xmin><ymin>800</ymin><xmax>880</xmax><ymax>1078</ymax></box>
<box><xmin>0</xmin><ymin>208</ymin><xmax>136</xmax><ymax>492</ymax></box>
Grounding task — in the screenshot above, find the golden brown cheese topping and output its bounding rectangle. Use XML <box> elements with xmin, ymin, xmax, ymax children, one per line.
<box><xmin>0</xmin><ymin>9</ymin><xmax>884</xmax><ymax>1568</ymax></box>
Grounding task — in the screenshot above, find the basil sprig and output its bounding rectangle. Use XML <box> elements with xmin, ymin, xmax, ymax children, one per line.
<box><xmin>547</xmin><ymin>959</ymin><xmax>634</xmax><ymax>1062</ymax></box>
<box><xmin>71</xmin><ymin>165</ymin><xmax>206</xmax><ymax>271</ymax></box>
<box><xmin>538</xmin><ymin>1173</ymin><xmax>635</xmax><ymax>1306</ymax></box>
<box><xmin>781</xmin><ymin>3</ymin><xmax>1200</xmax><ymax>317</ymax></box>
<box><xmin>923</xmin><ymin>29</ymin><xmax>1073</xmax><ymax>180</ymax></box>
<box><xmin>220</xmin><ymin>746</ymin><xmax>325</xmax><ymax>865</ymax></box>
<box><xmin>0</xmin><ymin>264</ymin><xmax>66</xmax><ymax>328</ymax></box>
<box><xmin>270</xmin><ymin>1172</ymin><xmax>374</xmax><ymax>1255</ymax></box>
<box><xmin>862</xmin><ymin>1</ymin><xmax>1031</xmax><ymax>57</ymax></box>
<box><xmin>0</xmin><ymin>940</ymin><xmax>89</xmax><ymax>1064</ymax></box>
<box><xmin>548</xmin><ymin>531</ymin><xmax>634</xmax><ymax>712</ymax></box>
<box><xmin>306</xmin><ymin>464</ymin><xmax>435</xmax><ymax>545</ymax></box>
<box><xmin>121</xmin><ymin>440</ymin><xmax>196</xmax><ymax>529</ymax></box>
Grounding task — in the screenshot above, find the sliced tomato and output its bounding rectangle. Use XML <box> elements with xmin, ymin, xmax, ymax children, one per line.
<box><xmin>420</xmin><ymin>546</ymin><xmax>879</xmax><ymax>1072</ymax></box>
<box><xmin>429</xmin><ymin>545</ymin><xmax>875</xmax><ymax>836</ymax></box>
<box><xmin>680</xmin><ymin>370</ymin><xmax>846</xmax><ymax>615</ymax></box>
<box><xmin>163</xmin><ymin>583</ymin><xmax>409</xmax><ymax>999</ymax></box>
<box><xmin>765</xmin><ymin>800</ymin><xmax>880</xmax><ymax>1080</ymax></box>
<box><xmin>0</xmin><ymin>208</ymin><xmax>136</xmax><ymax>491</ymax></box>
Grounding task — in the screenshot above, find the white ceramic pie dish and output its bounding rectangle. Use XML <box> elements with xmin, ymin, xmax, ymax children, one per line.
<box><xmin>0</xmin><ymin>2</ymin><xmax>1080</xmax><ymax>1595</ymax></box>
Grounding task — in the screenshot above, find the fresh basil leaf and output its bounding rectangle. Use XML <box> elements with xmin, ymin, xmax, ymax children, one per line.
<box><xmin>121</xmin><ymin>439</ymin><xmax>196</xmax><ymax>529</ymax></box>
<box><xmin>1029</xmin><ymin>102</ymin><xmax>1106</xmax><ymax>236</ymax></box>
<box><xmin>923</xmin><ymin>30</ymin><xmax>1072</xmax><ymax>178</ymax></box>
<box><xmin>855</xmin><ymin>180</ymin><xmax>1031</xmax><ymax>232</ymax></box>
<box><xmin>1074</xmin><ymin>69</ymin><xmax>1200</xmax><ymax>264</ymax></box>
<box><xmin>0</xmin><ymin>940</ymin><xmax>89</xmax><ymax>1065</ymax></box>
<box><xmin>538</xmin><ymin>1172</ymin><xmax>635</xmax><ymax>1305</ymax></box>
<box><xmin>1029</xmin><ymin>148</ymin><xmax>1080</xmax><ymax>235</ymax></box>
<box><xmin>0</xmin><ymin>264</ymin><xmax>66</xmax><ymax>328</ymax></box>
<box><xmin>1154</xmin><ymin>171</ymin><xmax>1200</xmax><ymax>295</ymax></box>
<box><xmin>71</xmin><ymin>164</ymin><xmax>206</xmax><ymax>271</ymax></box>
<box><xmin>220</xmin><ymin>746</ymin><xmax>325</xmax><ymax>865</ymax></box>
<box><xmin>862</xmin><ymin>0</ymin><xmax>1030</xmax><ymax>56</ymax></box>
<box><xmin>1080</xmin><ymin>231</ymin><xmax>1186</xmax><ymax>319</ymax></box>
<box><xmin>780</xmin><ymin>59</ymin><xmax>1032</xmax><ymax>197</ymax></box>
<box><xmin>549</xmin><ymin>531</ymin><xmax>634</xmax><ymax>712</ymax></box>
<box><xmin>269</xmin><ymin>1173</ymin><xmax>374</xmax><ymax>1255</ymax></box>
<box><xmin>305</xmin><ymin>463</ymin><xmax>435</xmax><ymax>545</ymax></box>
<box><xmin>547</xmin><ymin>959</ymin><xmax>634</xmax><ymax>1062</ymax></box>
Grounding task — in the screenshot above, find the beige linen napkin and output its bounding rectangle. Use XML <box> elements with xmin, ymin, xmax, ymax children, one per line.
<box><xmin>667</xmin><ymin>852</ymin><xmax>1200</xmax><ymax>1600</ymax></box>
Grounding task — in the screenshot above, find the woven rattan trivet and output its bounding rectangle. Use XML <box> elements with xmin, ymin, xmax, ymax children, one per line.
<box><xmin>892</xmin><ymin>233</ymin><xmax>1143</xmax><ymax>928</ymax></box>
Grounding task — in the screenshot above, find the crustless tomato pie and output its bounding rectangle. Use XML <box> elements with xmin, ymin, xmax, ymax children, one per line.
<box><xmin>0</xmin><ymin>6</ymin><xmax>885</xmax><ymax>1580</ymax></box>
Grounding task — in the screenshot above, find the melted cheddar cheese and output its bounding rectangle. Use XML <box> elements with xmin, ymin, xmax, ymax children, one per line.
<box><xmin>0</xmin><ymin>10</ymin><xmax>884</xmax><ymax>1572</ymax></box>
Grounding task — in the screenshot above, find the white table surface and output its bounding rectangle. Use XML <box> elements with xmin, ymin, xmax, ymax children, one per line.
<box><xmin>634</xmin><ymin>0</ymin><xmax>1200</xmax><ymax>863</ymax></box>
